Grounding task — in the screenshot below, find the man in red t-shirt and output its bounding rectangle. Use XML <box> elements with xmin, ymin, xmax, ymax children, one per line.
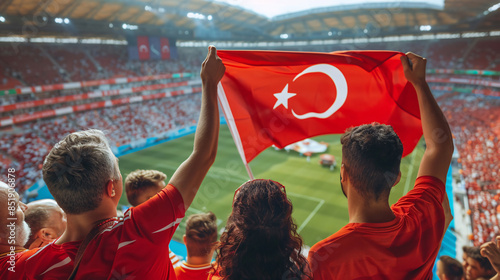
<box><xmin>308</xmin><ymin>53</ymin><xmax>455</xmax><ymax>279</ymax></box>
<box><xmin>174</xmin><ymin>212</ymin><xmax>217</xmax><ymax>280</ymax></box>
<box><xmin>24</xmin><ymin>46</ymin><xmax>225</xmax><ymax>279</ymax></box>
<box><xmin>124</xmin><ymin>169</ymin><xmax>183</xmax><ymax>268</ymax></box>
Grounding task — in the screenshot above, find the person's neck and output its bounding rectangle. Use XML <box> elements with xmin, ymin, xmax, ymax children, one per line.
<box><xmin>56</xmin><ymin>205</ymin><xmax>117</xmax><ymax>244</ymax></box>
<box><xmin>186</xmin><ymin>254</ymin><xmax>213</xmax><ymax>266</ymax></box>
<box><xmin>28</xmin><ymin>238</ymin><xmax>52</xmax><ymax>250</ymax></box>
<box><xmin>347</xmin><ymin>192</ymin><xmax>395</xmax><ymax>224</ymax></box>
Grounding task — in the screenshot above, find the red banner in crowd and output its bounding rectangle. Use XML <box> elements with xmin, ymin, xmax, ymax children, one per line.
<box><xmin>0</xmin><ymin>87</ymin><xmax>202</xmax><ymax>127</ymax></box>
<box><xmin>161</xmin><ymin>38</ymin><xmax>170</xmax><ymax>60</ymax></box>
<box><xmin>137</xmin><ymin>36</ymin><xmax>150</xmax><ymax>60</ymax></box>
<box><xmin>217</xmin><ymin>50</ymin><xmax>423</xmax><ymax>176</ymax></box>
<box><xmin>0</xmin><ymin>81</ymin><xmax>199</xmax><ymax>113</ymax></box>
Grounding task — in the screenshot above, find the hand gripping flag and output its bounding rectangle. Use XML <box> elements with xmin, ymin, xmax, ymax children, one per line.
<box><xmin>216</xmin><ymin>50</ymin><xmax>422</xmax><ymax>178</ymax></box>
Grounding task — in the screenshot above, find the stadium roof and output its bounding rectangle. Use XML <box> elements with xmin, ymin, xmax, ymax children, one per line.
<box><xmin>0</xmin><ymin>0</ymin><xmax>499</xmax><ymax>40</ymax></box>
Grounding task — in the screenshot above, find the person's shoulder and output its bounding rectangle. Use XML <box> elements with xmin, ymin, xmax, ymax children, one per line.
<box><xmin>310</xmin><ymin>225</ymin><xmax>354</xmax><ymax>255</ymax></box>
<box><xmin>414</xmin><ymin>175</ymin><xmax>445</xmax><ymax>189</ymax></box>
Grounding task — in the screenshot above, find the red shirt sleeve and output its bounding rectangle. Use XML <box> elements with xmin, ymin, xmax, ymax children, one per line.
<box><xmin>392</xmin><ymin>176</ymin><xmax>445</xmax><ymax>216</ymax></box>
<box><xmin>392</xmin><ymin>175</ymin><xmax>446</xmax><ymax>256</ymax></box>
<box><xmin>126</xmin><ymin>183</ymin><xmax>185</xmax><ymax>245</ymax></box>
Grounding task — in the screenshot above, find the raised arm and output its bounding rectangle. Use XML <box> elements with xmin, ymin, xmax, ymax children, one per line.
<box><xmin>169</xmin><ymin>46</ymin><xmax>225</xmax><ymax>209</ymax></box>
<box><xmin>400</xmin><ymin>52</ymin><xmax>454</xmax><ymax>184</ymax></box>
<box><xmin>401</xmin><ymin>52</ymin><xmax>454</xmax><ymax>230</ymax></box>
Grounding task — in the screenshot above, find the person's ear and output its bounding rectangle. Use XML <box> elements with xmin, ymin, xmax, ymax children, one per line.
<box><xmin>340</xmin><ymin>164</ymin><xmax>347</xmax><ymax>183</ymax></box>
<box><xmin>39</xmin><ymin>228</ymin><xmax>57</xmax><ymax>242</ymax></box>
<box><xmin>106</xmin><ymin>180</ymin><xmax>116</xmax><ymax>197</ymax></box>
<box><xmin>183</xmin><ymin>234</ymin><xmax>187</xmax><ymax>244</ymax></box>
<box><xmin>393</xmin><ymin>171</ymin><xmax>402</xmax><ymax>187</ymax></box>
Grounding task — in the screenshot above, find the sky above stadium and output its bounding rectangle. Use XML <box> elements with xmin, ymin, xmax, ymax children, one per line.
<box><xmin>215</xmin><ymin>0</ymin><xmax>444</xmax><ymax>18</ymax></box>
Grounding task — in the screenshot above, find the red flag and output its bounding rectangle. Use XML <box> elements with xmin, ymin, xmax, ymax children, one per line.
<box><xmin>137</xmin><ymin>36</ymin><xmax>150</xmax><ymax>60</ymax></box>
<box><xmin>160</xmin><ymin>38</ymin><xmax>170</xmax><ymax>60</ymax></box>
<box><xmin>217</xmin><ymin>50</ymin><xmax>422</xmax><ymax>171</ymax></box>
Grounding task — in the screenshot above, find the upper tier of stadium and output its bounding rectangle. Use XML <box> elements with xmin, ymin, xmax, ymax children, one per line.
<box><xmin>0</xmin><ymin>0</ymin><xmax>499</xmax><ymax>41</ymax></box>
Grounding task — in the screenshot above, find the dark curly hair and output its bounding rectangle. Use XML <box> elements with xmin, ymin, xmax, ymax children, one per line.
<box><xmin>214</xmin><ymin>179</ymin><xmax>311</xmax><ymax>280</ymax></box>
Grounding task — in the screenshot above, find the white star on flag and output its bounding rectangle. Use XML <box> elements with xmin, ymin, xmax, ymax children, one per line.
<box><xmin>273</xmin><ymin>84</ymin><xmax>296</xmax><ymax>109</ymax></box>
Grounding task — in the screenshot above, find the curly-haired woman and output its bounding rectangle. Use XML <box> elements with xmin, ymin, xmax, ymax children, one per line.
<box><xmin>209</xmin><ymin>179</ymin><xmax>311</xmax><ymax>280</ymax></box>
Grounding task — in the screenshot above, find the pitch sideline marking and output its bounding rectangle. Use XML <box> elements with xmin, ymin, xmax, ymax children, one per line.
<box><xmin>151</xmin><ymin>162</ymin><xmax>327</xmax><ymax>232</ymax></box>
<box><xmin>297</xmin><ymin>199</ymin><xmax>325</xmax><ymax>234</ymax></box>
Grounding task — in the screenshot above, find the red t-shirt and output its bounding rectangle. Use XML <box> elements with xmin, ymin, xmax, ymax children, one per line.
<box><xmin>24</xmin><ymin>184</ymin><xmax>185</xmax><ymax>279</ymax></box>
<box><xmin>0</xmin><ymin>248</ymin><xmax>38</xmax><ymax>280</ymax></box>
<box><xmin>308</xmin><ymin>176</ymin><xmax>446</xmax><ymax>280</ymax></box>
<box><xmin>174</xmin><ymin>261</ymin><xmax>212</xmax><ymax>280</ymax></box>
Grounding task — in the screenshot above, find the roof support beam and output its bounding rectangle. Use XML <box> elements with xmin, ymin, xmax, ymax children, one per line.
<box><xmin>124</xmin><ymin>10</ymin><xmax>146</xmax><ymax>23</ymax></box>
<box><xmin>85</xmin><ymin>3</ymin><xmax>106</xmax><ymax>20</ymax></box>
<box><xmin>28</xmin><ymin>0</ymin><xmax>54</xmax><ymax>16</ymax></box>
<box><xmin>108</xmin><ymin>6</ymin><xmax>130</xmax><ymax>22</ymax></box>
<box><xmin>59</xmin><ymin>0</ymin><xmax>84</xmax><ymax>18</ymax></box>
<box><xmin>0</xmin><ymin>0</ymin><xmax>15</xmax><ymax>13</ymax></box>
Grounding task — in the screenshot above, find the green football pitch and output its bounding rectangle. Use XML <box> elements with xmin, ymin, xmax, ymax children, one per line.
<box><xmin>118</xmin><ymin>124</ymin><xmax>425</xmax><ymax>247</ymax></box>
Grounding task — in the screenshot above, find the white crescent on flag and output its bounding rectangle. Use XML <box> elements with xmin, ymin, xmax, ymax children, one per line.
<box><xmin>273</xmin><ymin>64</ymin><xmax>348</xmax><ymax>119</ymax></box>
<box><xmin>139</xmin><ymin>45</ymin><xmax>149</xmax><ymax>53</ymax></box>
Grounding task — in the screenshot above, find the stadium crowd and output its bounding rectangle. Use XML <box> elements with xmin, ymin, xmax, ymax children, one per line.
<box><xmin>0</xmin><ymin>39</ymin><xmax>499</xmax><ymax>279</ymax></box>
<box><xmin>0</xmin><ymin>93</ymin><xmax>201</xmax><ymax>192</ymax></box>
<box><xmin>438</xmin><ymin>94</ymin><xmax>500</xmax><ymax>246</ymax></box>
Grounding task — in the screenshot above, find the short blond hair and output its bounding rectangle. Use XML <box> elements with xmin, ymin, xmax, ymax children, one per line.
<box><xmin>125</xmin><ymin>170</ymin><xmax>167</xmax><ymax>206</ymax></box>
<box><xmin>185</xmin><ymin>212</ymin><xmax>217</xmax><ymax>257</ymax></box>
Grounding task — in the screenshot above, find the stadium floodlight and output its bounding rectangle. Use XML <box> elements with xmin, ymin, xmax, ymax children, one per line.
<box><xmin>145</xmin><ymin>5</ymin><xmax>152</xmax><ymax>11</ymax></box>
<box><xmin>64</xmin><ymin>18</ymin><xmax>70</xmax><ymax>24</ymax></box>
<box><xmin>109</xmin><ymin>23</ymin><xmax>113</xmax><ymax>28</ymax></box>
<box><xmin>488</xmin><ymin>3</ymin><xmax>500</xmax><ymax>12</ymax></box>
<box><xmin>420</xmin><ymin>25</ymin><xmax>432</xmax><ymax>31</ymax></box>
<box><xmin>122</xmin><ymin>23</ymin><xmax>138</xmax><ymax>30</ymax></box>
<box><xmin>55</xmin><ymin>17</ymin><xmax>63</xmax><ymax>24</ymax></box>
<box><xmin>207</xmin><ymin>15</ymin><xmax>213</xmax><ymax>20</ymax></box>
<box><xmin>0</xmin><ymin>16</ymin><xmax>5</xmax><ymax>23</ymax></box>
<box><xmin>187</xmin><ymin>12</ymin><xmax>206</xmax><ymax>20</ymax></box>
<box><xmin>158</xmin><ymin>7</ymin><xmax>165</xmax><ymax>12</ymax></box>
<box><xmin>328</xmin><ymin>31</ymin><xmax>332</xmax><ymax>36</ymax></box>
<box><xmin>280</xmin><ymin>33</ymin><xmax>289</xmax><ymax>39</ymax></box>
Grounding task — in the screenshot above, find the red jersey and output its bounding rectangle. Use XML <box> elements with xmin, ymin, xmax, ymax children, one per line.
<box><xmin>308</xmin><ymin>176</ymin><xmax>446</xmax><ymax>280</ymax></box>
<box><xmin>174</xmin><ymin>261</ymin><xmax>212</xmax><ymax>280</ymax></box>
<box><xmin>25</xmin><ymin>184</ymin><xmax>185</xmax><ymax>280</ymax></box>
<box><xmin>0</xmin><ymin>248</ymin><xmax>38</xmax><ymax>280</ymax></box>
<box><xmin>170</xmin><ymin>249</ymin><xmax>181</xmax><ymax>268</ymax></box>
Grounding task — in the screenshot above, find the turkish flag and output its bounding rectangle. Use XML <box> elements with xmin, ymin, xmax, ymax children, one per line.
<box><xmin>137</xmin><ymin>36</ymin><xmax>150</xmax><ymax>60</ymax></box>
<box><xmin>160</xmin><ymin>38</ymin><xmax>170</xmax><ymax>60</ymax></box>
<box><xmin>217</xmin><ymin>50</ymin><xmax>422</xmax><ymax>167</ymax></box>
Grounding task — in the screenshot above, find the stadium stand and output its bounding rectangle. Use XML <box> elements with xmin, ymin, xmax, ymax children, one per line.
<box><xmin>439</xmin><ymin>94</ymin><xmax>500</xmax><ymax>246</ymax></box>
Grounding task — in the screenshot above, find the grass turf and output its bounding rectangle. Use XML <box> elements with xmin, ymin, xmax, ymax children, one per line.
<box><xmin>118</xmin><ymin>124</ymin><xmax>424</xmax><ymax>247</ymax></box>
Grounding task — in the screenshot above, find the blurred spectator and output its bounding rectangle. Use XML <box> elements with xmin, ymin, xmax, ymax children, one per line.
<box><xmin>464</xmin><ymin>246</ymin><xmax>496</xmax><ymax>280</ymax></box>
<box><xmin>0</xmin><ymin>181</ymin><xmax>38</xmax><ymax>279</ymax></box>
<box><xmin>175</xmin><ymin>212</ymin><xmax>217</xmax><ymax>280</ymax></box>
<box><xmin>124</xmin><ymin>169</ymin><xmax>181</xmax><ymax>268</ymax></box>
<box><xmin>125</xmin><ymin>169</ymin><xmax>167</xmax><ymax>207</ymax></box>
<box><xmin>437</xmin><ymin>255</ymin><xmax>464</xmax><ymax>280</ymax></box>
<box><xmin>480</xmin><ymin>236</ymin><xmax>500</xmax><ymax>280</ymax></box>
<box><xmin>24</xmin><ymin>199</ymin><xmax>67</xmax><ymax>249</ymax></box>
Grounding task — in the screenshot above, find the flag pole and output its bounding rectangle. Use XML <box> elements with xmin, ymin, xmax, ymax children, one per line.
<box><xmin>217</xmin><ymin>83</ymin><xmax>255</xmax><ymax>180</ymax></box>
